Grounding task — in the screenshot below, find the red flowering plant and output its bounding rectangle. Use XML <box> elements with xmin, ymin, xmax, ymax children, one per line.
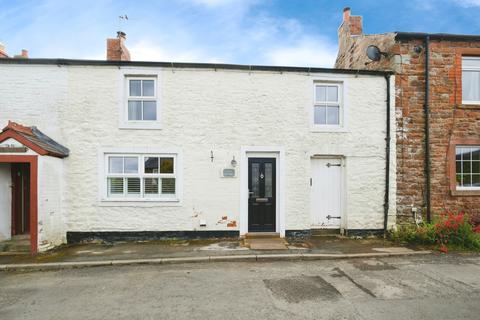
<box><xmin>433</xmin><ymin>212</ymin><xmax>480</xmax><ymax>251</ymax></box>
<box><xmin>474</xmin><ymin>225</ymin><xmax>480</xmax><ymax>234</ymax></box>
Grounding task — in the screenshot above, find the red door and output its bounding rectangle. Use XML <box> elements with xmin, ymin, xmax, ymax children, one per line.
<box><xmin>11</xmin><ymin>163</ymin><xmax>30</xmax><ymax>235</ymax></box>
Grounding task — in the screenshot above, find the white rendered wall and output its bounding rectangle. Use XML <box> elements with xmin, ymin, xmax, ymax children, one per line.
<box><xmin>0</xmin><ymin>163</ymin><xmax>11</xmax><ymax>241</ymax></box>
<box><xmin>37</xmin><ymin>156</ymin><xmax>66</xmax><ymax>250</ymax></box>
<box><xmin>0</xmin><ymin>64</ymin><xmax>396</xmax><ymax>241</ymax></box>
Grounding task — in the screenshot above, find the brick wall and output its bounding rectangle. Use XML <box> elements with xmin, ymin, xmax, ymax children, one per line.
<box><xmin>336</xmin><ymin>10</ymin><xmax>480</xmax><ymax>223</ymax></box>
<box><xmin>428</xmin><ymin>41</ymin><xmax>480</xmax><ymax>217</ymax></box>
<box><xmin>106</xmin><ymin>32</ymin><xmax>131</xmax><ymax>61</ymax></box>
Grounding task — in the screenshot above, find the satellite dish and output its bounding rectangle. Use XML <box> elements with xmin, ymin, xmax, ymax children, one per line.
<box><xmin>366</xmin><ymin>45</ymin><xmax>385</xmax><ymax>61</ymax></box>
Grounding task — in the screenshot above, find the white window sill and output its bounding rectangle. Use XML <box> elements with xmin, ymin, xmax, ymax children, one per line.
<box><xmin>451</xmin><ymin>188</ymin><xmax>480</xmax><ymax>196</ymax></box>
<box><xmin>461</xmin><ymin>102</ymin><xmax>480</xmax><ymax>109</ymax></box>
<box><xmin>311</xmin><ymin>126</ymin><xmax>348</xmax><ymax>133</ymax></box>
<box><xmin>99</xmin><ymin>198</ymin><xmax>181</xmax><ymax>207</ymax></box>
<box><xmin>456</xmin><ymin>187</ymin><xmax>480</xmax><ymax>191</ymax></box>
<box><xmin>119</xmin><ymin>121</ymin><xmax>163</xmax><ymax>130</ymax></box>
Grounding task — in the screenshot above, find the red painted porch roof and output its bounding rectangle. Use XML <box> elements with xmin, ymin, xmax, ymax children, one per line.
<box><xmin>0</xmin><ymin>121</ymin><xmax>69</xmax><ymax>158</ymax></box>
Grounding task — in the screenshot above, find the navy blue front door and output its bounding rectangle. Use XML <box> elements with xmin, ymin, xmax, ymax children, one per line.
<box><xmin>248</xmin><ymin>158</ymin><xmax>276</xmax><ymax>232</ymax></box>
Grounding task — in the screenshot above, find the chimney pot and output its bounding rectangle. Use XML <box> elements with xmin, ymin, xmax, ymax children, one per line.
<box><xmin>343</xmin><ymin>7</ymin><xmax>351</xmax><ymax>22</ymax></box>
<box><xmin>117</xmin><ymin>31</ymin><xmax>127</xmax><ymax>40</ymax></box>
<box><xmin>21</xmin><ymin>49</ymin><xmax>28</xmax><ymax>58</ymax></box>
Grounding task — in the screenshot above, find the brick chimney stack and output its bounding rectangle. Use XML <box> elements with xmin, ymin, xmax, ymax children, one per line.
<box><xmin>336</xmin><ymin>7</ymin><xmax>365</xmax><ymax>68</ymax></box>
<box><xmin>340</xmin><ymin>7</ymin><xmax>363</xmax><ymax>36</ymax></box>
<box><xmin>106</xmin><ymin>31</ymin><xmax>131</xmax><ymax>61</ymax></box>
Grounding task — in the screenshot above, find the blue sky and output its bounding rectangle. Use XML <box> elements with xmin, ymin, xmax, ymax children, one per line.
<box><xmin>1</xmin><ymin>0</ymin><xmax>480</xmax><ymax>67</ymax></box>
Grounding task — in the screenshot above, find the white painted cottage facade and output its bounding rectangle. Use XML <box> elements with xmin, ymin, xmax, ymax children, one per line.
<box><xmin>0</xmin><ymin>59</ymin><xmax>396</xmax><ymax>253</ymax></box>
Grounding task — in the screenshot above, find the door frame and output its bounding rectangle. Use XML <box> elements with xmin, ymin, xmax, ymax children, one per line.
<box><xmin>0</xmin><ymin>155</ymin><xmax>38</xmax><ymax>254</ymax></box>
<box><xmin>240</xmin><ymin>147</ymin><xmax>285</xmax><ymax>237</ymax></box>
<box><xmin>310</xmin><ymin>155</ymin><xmax>347</xmax><ymax>231</ymax></box>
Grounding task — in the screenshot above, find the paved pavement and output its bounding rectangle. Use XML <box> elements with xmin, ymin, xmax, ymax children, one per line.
<box><xmin>1</xmin><ymin>254</ymin><xmax>479</xmax><ymax>319</ymax></box>
<box><xmin>0</xmin><ymin>237</ymin><xmax>416</xmax><ymax>265</ymax></box>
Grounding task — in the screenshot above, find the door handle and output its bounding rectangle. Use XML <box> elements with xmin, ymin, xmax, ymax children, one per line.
<box><xmin>326</xmin><ymin>163</ymin><xmax>341</xmax><ymax>168</ymax></box>
<box><xmin>326</xmin><ymin>215</ymin><xmax>341</xmax><ymax>220</ymax></box>
<box><xmin>255</xmin><ymin>198</ymin><xmax>268</xmax><ymax>203</ymax></box>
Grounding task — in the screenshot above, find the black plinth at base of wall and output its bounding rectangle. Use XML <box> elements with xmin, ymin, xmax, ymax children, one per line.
<box><xmin>67</xmin><ymin>228</ymin><xmax>386</xmax><ymax>244</ymax></box>
<box><xmin>66</xmin><ymin>231</ymin><xmax>240</xmax><ymax>244</ymax></box>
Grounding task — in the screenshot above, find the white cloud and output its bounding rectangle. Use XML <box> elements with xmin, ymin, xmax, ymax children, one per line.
<box><xmin>264</xmin><ymin>37</ymin><xmax>337</xmax><ymax>68</ymax></box>
<box><xmin>122</xmin><ymin>3</ymin><xmax>338</xmax><ymax>68</ymax></box>
<box><xmin>452</xmin><ymin>0</ymin><xmax>480</xmax><ymax>7</ymax></box>
<box><xmin>129</xmin><ymin>39</ymin><xmax>225</xmax><ymax>63</ymax></box>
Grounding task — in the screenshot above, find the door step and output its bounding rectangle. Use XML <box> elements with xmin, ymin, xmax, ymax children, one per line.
<box><xmin>245</xmin><ymin>232</ymin><xmax>280</xmax><ymax>239</ymax></box>
<box><xmin>310</xmin><ymin>229</ymin><xmax>341</xmax><ymax>237</ymax></box>
<box><xmin>244</xmin><ymin>238</ymin><xmax>288</xmax><ymax>250</ymax></box>
<box><xmin>12</xmin><ymin>234</ymin><xmax>30</xmax><ymax>241</ymax></box>
<box><xmin>0</xmin><ymin>235</ymin><xmax>31</xmax><ymax>253</ymax></box>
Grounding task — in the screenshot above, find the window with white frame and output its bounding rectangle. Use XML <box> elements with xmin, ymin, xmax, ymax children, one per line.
<box><xmin>127</xmin><ymin>77</ymin><xmax>157</xmax><ymax>121</ymax></box>
<box><xmin>456</xmin><ymin>146</ymin><xmax>480</xmax><ymax>189</ymax></box>
<box><xmin>313</xmin><ymin>83</ymin><xmax>342</xmax><ymax>126</ymax></box>
<box><xmin>105</xmin><ymin>154</ymin><xmax>177</xmax><ymax>199</ymax></box>
<box><xmin>462</xmin><ymin>57</ymin><xmax>480</xmax><ymax>104</ymax></box>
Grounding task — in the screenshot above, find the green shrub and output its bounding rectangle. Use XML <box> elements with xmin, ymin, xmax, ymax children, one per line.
<box><xmin>390</xmin><ymin>224</ymin><xmax>436</xmax><ymax>245</ymax></box>
<box><xmin>390</xmin><ymin>212</ymin><xmax>480</xmax><ymax>252</ymax></box>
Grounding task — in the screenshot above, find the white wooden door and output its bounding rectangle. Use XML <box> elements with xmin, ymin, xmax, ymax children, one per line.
<box><xmin>310</xmin><ymin>158</ymin><xmax>342</xmax><ymax>228</ymax></box>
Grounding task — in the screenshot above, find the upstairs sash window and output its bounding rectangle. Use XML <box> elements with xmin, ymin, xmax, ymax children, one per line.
<box><xmin>462</xmin><ymin>57</ymin><xmax>480</xmax><ymax>104</ymax></box>
<box><xmin>127</xmin><ymin>78</ymin><xmax>157</xmax><ymax>121</ymax></box>
<box><xmin>314</xmin><ymin>83</ymin><xmax>342</xmax><ymax>127</ymax></box>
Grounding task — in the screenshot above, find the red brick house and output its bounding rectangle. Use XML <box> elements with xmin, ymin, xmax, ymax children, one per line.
<box><xmin>336</xmin><ymin>7</ymin><xmax>480</xmax><ymax>224</ymax></box>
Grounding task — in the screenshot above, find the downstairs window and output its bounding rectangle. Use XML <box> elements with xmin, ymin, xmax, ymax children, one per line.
<box><xmin>455</xmin><ymin>146</ymin><xmax>480</xmax><ymax>190</ymax></box>
<box><xmin>105</xmin><ymin>154</ymin><xmax>177</xmax><ymax>200</ymax></box>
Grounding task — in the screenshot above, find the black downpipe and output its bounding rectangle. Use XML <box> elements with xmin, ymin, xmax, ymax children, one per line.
<box><xmin>384</xmin><ymin>75</ymin><xmax>391</xmax><ymax>235</ymax></box>
<box><xmin>424</xmin><ymin>36</ymin><xmax>431</xmax><ymax>223</ymax></box>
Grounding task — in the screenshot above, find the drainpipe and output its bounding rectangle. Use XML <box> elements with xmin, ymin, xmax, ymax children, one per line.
<box><xmin>424</xmin><ymin>35</ymin><xmax>431</xmax><ymax>223</ymax></box>
<box><xmin>384</xmin><ymin>74</ymin><xmax>391</xmax><ymax>236</ymax></box>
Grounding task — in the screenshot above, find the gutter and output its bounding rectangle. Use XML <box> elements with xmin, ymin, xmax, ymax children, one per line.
<box><xmin>424</xmin><ymin>36</ymin><xmax>432</xmax><ymax>223</ymax></box>
<box><xmin>0</xmin><ymin>58</ymin><xmax>393</xmax><ymax>77</ymax></box>
<box><xmin>384</xmin><ymin>75</ymin><xmax>391</xmax><ymax>235</ymax></box>
<box><xmin>395</xmin><ymin>32</ymin><xmax>480</xmax><ymax>42</ymax></box>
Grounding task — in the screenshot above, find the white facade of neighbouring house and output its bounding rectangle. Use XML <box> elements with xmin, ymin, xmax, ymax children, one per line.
<box><xmin>0</xmin><ymin>60</ymin><xmax>396</xmax><ymax>252</ymax></box>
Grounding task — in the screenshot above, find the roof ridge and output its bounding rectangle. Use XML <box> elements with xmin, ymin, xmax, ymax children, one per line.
<box><xmin>3</xmin><ymin>120</ymin><xmax>33</xmax><ymax>135</ymax></box>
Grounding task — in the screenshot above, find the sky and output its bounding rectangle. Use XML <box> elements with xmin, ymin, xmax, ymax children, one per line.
<box><xmin>1</xmin><ymin>0</ymin><xmax>480</xmax><ymax>67</ymax></box>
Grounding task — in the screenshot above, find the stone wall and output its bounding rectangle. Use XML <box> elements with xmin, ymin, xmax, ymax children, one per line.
<box><xmin>336</xmin><ymin>11</ymin><xmax>480</xmax><ymax>223</ymax></box>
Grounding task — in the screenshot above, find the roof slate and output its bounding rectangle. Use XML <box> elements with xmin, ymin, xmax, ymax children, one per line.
<box><xmin>1</xmin><ymin>121</ymin><xmax>69</xmax><ymax>158</ymax></box>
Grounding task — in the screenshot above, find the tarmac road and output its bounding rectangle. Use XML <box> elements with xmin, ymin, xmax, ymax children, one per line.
<box><xmin>1</xmin><ymin>254</ymin><xmax>480</xmax><ymax>320</ymax></box>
